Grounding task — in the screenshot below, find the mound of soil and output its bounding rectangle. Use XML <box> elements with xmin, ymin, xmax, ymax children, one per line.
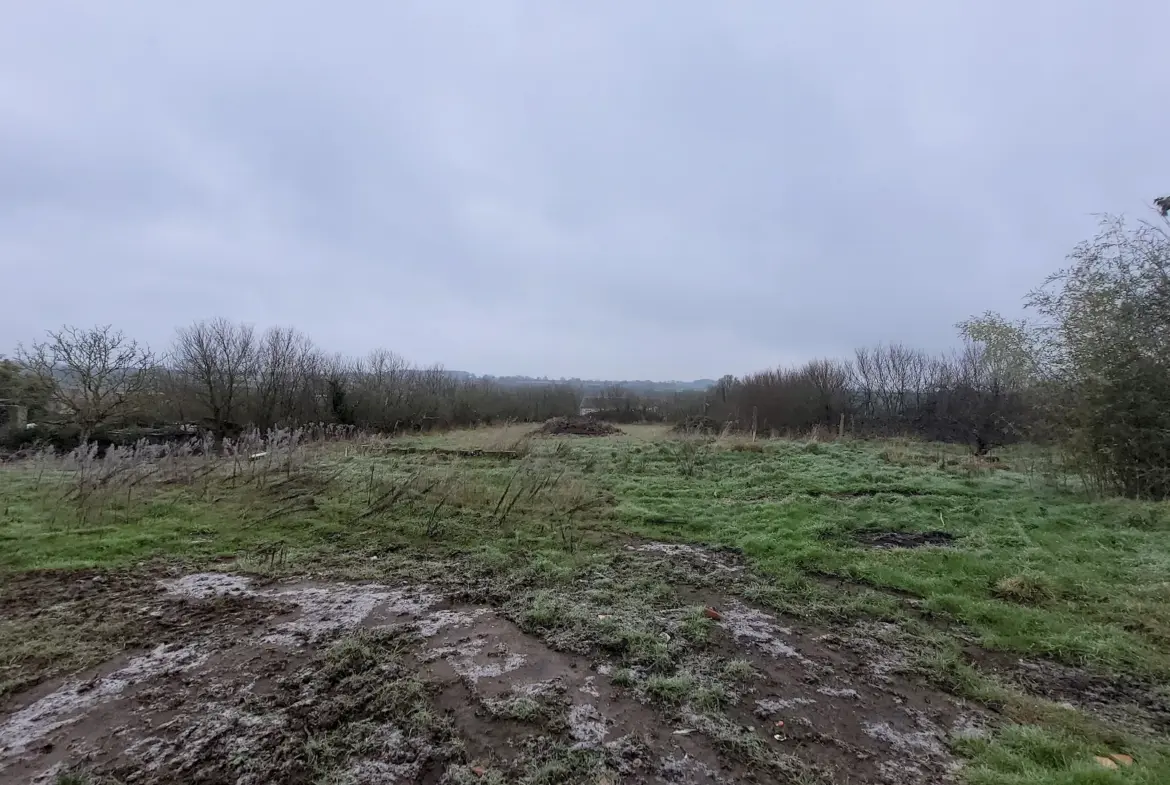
<box><xmin>538</xmin><ymin>417</ymin><xmax>622</xmax><ymax>437</ymax></box>
<box><xmin>671</xmin><ymin>416</ymin><xmax>722</xmax><ymax>435</ymax></box>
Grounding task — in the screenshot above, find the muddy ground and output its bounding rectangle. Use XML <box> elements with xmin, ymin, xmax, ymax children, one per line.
<box><xmin>1</xmin><ymin>544</ymin><xmax>1162</xmax><ymax>785</ymax></box>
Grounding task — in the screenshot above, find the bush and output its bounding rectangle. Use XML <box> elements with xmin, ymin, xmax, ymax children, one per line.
<box><xmin>1029</xmin><ymin>213</ymin><xmax>1170</xmax><ymax>497</ymax></box>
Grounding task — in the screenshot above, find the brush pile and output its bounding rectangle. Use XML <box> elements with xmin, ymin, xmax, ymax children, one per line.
<box><xmin>538</xmin><ymin>417</ymin><xmax>622</xmax><ymax>436</ymax></box>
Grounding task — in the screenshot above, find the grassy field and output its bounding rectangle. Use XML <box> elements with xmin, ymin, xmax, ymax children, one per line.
<box><xmin>2</xmin><ymin>424</ymin><xmax>1169</xmax><ymax>784</ymax></box>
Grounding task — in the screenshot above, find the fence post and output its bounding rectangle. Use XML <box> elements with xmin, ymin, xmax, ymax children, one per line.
<box><xmin>751</xmin><ymin>406</ymin><xmax>758</xmax><ymax>441</ymax></box>
<box><xmin>839</xmin><ymin>412</ymin><xmax>846</xmax><ymax>439</ymax></box>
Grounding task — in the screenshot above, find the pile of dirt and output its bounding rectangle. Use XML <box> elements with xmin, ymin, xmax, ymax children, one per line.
<box><xmin>538</xmin><ymin>417</ymin><xmax>623</xmax><ymax>437</ymax></box>
<box><xmin>671</xmin><ymin>416</ymin><xmax>722</xmax><ymax>435</ymax></box>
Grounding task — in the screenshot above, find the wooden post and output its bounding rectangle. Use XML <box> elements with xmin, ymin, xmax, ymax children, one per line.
<box><xmin>751</xmin><ymin>406</ymin><xmax>758</xmax><ymax>441</ymax></box>
<box><xmin>838</xmin><ymin>412</ymin><xmax>846</xmax><ymax>439</ymax></box>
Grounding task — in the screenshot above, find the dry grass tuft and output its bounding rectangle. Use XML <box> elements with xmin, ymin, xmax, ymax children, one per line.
<box><xmin>993</xmin><ymin>574</ymin><xmax>1056</xmax><ymax>606</ymax></box>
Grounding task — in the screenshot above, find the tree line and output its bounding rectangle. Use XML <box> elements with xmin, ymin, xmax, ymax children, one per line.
<box><xmin>573</xmin><ymin>321</ymin><xmax>1037</xmax><ymax>454</ymax></box>
<box><xmin>544</xmin><ymin>205</ymin><xmax>1170</xmax><ymax>498</ymax></box>
<box><xmin>1</xmin><ymin>318</ymin><xmax>580</xmax><ymax>445</ymax></box>
<box><xmin>3</xmin><ymin>202</ymin><xmax>1168</xmax><ymax>497</ymax></box>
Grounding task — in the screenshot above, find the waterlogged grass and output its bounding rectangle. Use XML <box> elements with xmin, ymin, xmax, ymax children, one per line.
<box><xmin>3</xmin><ymin>427</ymin><xmax>1170</xmax><ymax>784</ymax></box>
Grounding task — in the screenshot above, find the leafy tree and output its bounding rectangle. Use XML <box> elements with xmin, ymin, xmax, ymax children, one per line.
<box><xmin>955</xmin><ymin>311</ymin><xmax>1042</xmax><ymax>389</ymax></box>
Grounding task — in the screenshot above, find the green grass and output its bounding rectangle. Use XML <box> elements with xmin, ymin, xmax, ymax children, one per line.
<box><xmin>3</xmin><ymin>433</ymin><xmax>1168</xmax><ymax>677</ymax></box>
<box><xmin>958</xmin><ymin>725</ymin><xmax>1170</xmax><ymax>785</ymax></box>
<box><xmin>641</xmin><ymin>673</ymin><xmax>696</xmax><ymax>705</ymax></box>
<box><xmin>4</xmin><ymin>428</ymin><xmax>1170</xmax><ymax>784</ymax></box>
<box><xmin>608</xmin><ymin>438</ymin><xmax>1170</xmax><ymax>678</ymax></box>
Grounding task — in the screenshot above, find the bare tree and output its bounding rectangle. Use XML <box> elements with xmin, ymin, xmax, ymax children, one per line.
<box><xmin>351</xmin><ymin>349</ymin><xmax>411</xmax><ymax>428</ymax></box>
<box><xmin>318</xmin><ymin>352</ymin><xmax>355</xmax><ymax>426</ymax></box>
<box><xmin>16</xmin><ymin>325</ymin><xmax>155</xmax><ymax>442</ymax></box>
<box><xmin>803</xmin><ymin>358</ymin><xmax>851</xmax><ymax>425</ymax></box>
<box><xmin>170</xmin><ymin>319</ymin><xmax>257</xmax><ymax>439</ymax></box>
<box><xmin>884</xmin><ymin>344</ymin><xmax>922</xmax><ymax>417</ymax></box>
<box><xmin>252</xmin><ymin>326</ymin><xmax>317</xmax><ymax>429</ymax></box>
<box><xmin>852</xmin><ymin>347</ymin><xmax>877</xmax><ymax>419</ymax></box>
<box><xmin>871</xmin><ymin>344</ymin><xmax>896</xmax><ymax>417</ymax></box>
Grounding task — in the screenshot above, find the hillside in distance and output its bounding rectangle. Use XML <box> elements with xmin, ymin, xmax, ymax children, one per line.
<box><xmin>447</xmin><ymin>371</ymin><xmax>716</xmax><ymax>395</ymax></box>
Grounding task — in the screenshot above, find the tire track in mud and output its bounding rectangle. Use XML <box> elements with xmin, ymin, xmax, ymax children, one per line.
<box><xmin>13</xmin><ymin>542</ymin><xmax>1138</xmax><ymax>784</ymax></box>
<box><xmin>418</xmin><ymin>611</ymin><xmax>742</xmax><ymax>783</ymax></box>
<box><xmin>624</xmin><ymin>542</ymin><xmax>985</xmax><ymax>784</ymax></box>
<box><xmin>1</xmin><ymin>571</ymin><xmax>743</xmax><ymax>784</ymax></box>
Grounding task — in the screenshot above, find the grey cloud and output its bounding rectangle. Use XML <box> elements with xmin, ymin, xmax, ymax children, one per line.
<box><xmin>2</xmin><ymin>1</ymin><xmax>1167</xmax><ymax>379</ymax></box>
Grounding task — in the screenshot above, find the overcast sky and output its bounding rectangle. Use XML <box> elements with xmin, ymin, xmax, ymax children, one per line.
<box><xmin>2</xmin><ymin>2</ymin><xmax>1166</xmax><ymax>379</ymax></box>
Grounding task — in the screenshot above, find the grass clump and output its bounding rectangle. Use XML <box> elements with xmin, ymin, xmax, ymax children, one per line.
<box><xmin>484</xmin><ymin>695</ymin><xmax>544</xmax><ymax>723</ymax></box>
<box><xmin>721</xmin><ymin>658</ymin><xmax>758</xmax><ymax>683</ymax></box>
<box><xmin>993</xmin><ymin>574</ymin><xmax>1058</xmax><ymax>606</ymax></box>
<box><xmin>679</xmin><ymin>605</ymin><xmax>715</xmax><ymax>643</ymax></box>
<box><xmin>641</xmin><ymin>674</ymin><xmax>696</xmax><ymax>705</ymax></box>
<box><xmin>690</xmin><ymin>683</ymin><xmax>732</xmax><ymax>713</ymax></box>
<box><xmin>610</xmin><ymin>668</ymin><xmax>637</xmax><ymax>687</ymax></box>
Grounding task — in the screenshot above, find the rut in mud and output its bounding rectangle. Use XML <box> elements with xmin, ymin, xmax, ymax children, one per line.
<box><xmin>2</xmin><ymin>542</ymin><xmax>1147</xmax><ymax>784</ymax></box>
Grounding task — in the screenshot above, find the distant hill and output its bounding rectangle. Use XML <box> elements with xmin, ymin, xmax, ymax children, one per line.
<box><xmin>447</xmin><ymin>372</ymin><xmax>715</xmax><ymax>394</ymax></box>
